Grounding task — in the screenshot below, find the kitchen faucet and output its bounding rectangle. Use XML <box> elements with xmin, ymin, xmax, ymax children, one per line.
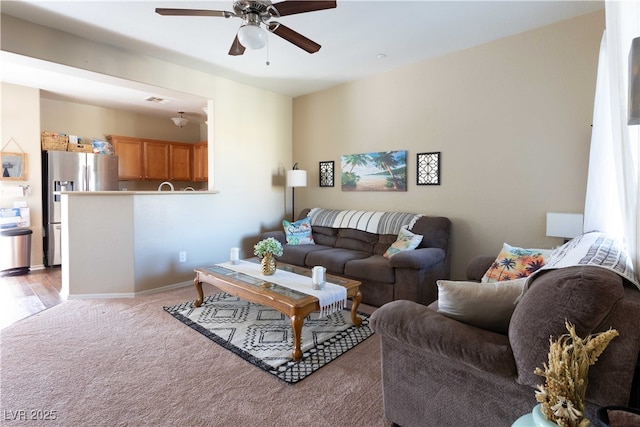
<box><xmin>157</xmin><ymin>181</ymin><xmax>174</xmax><ymax>191</ymax></box>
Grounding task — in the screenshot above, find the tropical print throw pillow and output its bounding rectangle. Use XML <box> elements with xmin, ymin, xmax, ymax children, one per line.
<box><xmin>482</xmin><ymin>243</ymin><xmax>552</xmax><ymax>282</ymax></box>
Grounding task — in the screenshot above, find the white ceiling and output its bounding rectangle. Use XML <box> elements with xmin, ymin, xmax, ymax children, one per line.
<box><xmin>1</xmin><ymin>0</ymin><xmax>604</xmax><ymax>119</ymax></box>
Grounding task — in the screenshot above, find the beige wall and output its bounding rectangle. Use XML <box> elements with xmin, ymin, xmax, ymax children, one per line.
<box><xmin>293</xmin><ymin>11</ymin><xmax>604</xmax><ymax>279</ymax></box>
<box><xmin>40</xmin><ymin>98</ymin><xmax>203</xmax><ymax>144</ymax></box>
<box><xmin>0</xmin><ymin>83</ymin><xmax>43</xmax><ymax>267</ymax></box>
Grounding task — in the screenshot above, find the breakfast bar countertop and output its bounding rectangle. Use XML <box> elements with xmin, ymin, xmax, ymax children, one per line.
<box><xmin>62</xmin><ymin>190</ymin><xmax>220</xmax><ymax>195</ymax></box>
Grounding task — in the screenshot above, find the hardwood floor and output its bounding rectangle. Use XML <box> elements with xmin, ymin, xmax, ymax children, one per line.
<box><xmin>0</xmin><ymin>267</ymin><xmax>63</xmax><ymax>330</ymax></box>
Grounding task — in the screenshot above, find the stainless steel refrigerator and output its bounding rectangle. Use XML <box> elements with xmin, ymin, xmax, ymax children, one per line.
<box><xmin>42</xmin><ymin>151</ymin><xmax>119</xmax><ymax>266</ymax></box>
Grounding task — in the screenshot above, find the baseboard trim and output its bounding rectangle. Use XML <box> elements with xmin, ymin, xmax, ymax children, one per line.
<box><xmin>67</xmin><ymin>280</ymin><xmax>193</xmax><ymax>300</ymax></box>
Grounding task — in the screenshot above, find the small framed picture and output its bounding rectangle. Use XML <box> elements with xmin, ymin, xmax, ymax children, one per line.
<box><xmin>417</xmin><ymin>152</ymin><xmax>440</xmax><ymax>185</ymax></box>
<box><xmin>1</xmin><ymin>152</ymin><xmax>28</xmax><ymax>181</ymax></box>
<box><xmin>319</xmin><ymin>161</ymin><xmax>334</xmax><ymax>187</ymax></box>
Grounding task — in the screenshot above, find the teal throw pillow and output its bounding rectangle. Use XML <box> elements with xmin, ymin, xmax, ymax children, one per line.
<box><xmin>282</xmin><ymin>217</ymin><xmax>315</xmax><ymax>245</ymax></box>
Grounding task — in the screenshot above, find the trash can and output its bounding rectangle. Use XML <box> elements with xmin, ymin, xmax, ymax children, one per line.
<box><xmin>0</xmin><ymin>228</ymin><xmax>32</xmax><ymax>276</ymax></box>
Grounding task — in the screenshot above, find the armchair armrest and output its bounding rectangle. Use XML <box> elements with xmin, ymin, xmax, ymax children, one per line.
<box><xmin>259</xmin><ymin>230</ymin><xmax>286</xmax><ymax>246</ymax></box>
<box><xmin>370</xmin><ymin>300</ymin><xmax>516</xmax><ymax>377</ymax></box>
<box><xmin>388</xmin><ymin>247</ymin><xmax>445</xmax><ymax>270</ymax></box>
<box><xmin>466</xmin><ymin>255</ymin><xmax>495</xmax><ymax>281</ymax></box>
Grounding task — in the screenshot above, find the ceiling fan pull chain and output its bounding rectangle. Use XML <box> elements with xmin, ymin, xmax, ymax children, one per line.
<box><xmin>266</xmin><ymin>35</ymin><xmax>270</xmax><ymax>66</ymax></box>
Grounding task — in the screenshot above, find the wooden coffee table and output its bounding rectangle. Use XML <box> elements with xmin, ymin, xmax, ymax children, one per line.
<box><xmin>193</xmin><ymin>262</ymin><xmax>363</xmax><ymax>361</ymax></box>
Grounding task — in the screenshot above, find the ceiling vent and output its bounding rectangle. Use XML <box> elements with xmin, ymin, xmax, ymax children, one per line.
<box><xmin>144</xmin><ymin>96</ymin><xmax>170</xmax><ymax>104</ymax></box>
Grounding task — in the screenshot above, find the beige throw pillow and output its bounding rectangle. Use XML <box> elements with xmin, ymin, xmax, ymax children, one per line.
<box><xmin>383</xmin><ymin>226</ymin><xmax>423</xmax><ymax>259</ymax></box>
<box><xmin>436</xmin><ymin>278</ymin><xmax>527</xmax><ymax>334</ymax></box>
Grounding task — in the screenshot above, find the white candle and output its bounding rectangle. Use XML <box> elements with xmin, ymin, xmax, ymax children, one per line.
<box><xmin>230</xmin><ymin>247</ymin><xmax>240</xmax><ymax>264</ymax></box>
<box><xmin>312</xmin><ymin>266</ymin><xmax>326</xmax><ymax>290</ymax></box>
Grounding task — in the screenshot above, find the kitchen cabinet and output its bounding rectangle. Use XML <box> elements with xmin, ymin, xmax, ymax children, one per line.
<box><xmin>108</xmin><ymin>135</ymin><xmax>200</xmax><ymax>181</ymax></box>
<box><xmin>143</xmin><ymin>141</ymin><xmax>170</xmax><ymax>180</ymax></box>
<box><xmin>170</xmin><ymin>142</ymin><xmax>192</xmax><ymax>181</ymax></box>
<box><xmin>193</xmin><ymin>142</ymin><xmax>208</xmax><ymax>182</ymax></box>
<box><xmin>107</xmin><ymin>135</ymin><xmax>143</xmax><ymax>180</ymax></box>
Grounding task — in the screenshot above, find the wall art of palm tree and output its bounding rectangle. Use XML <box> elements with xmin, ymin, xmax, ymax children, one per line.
<box><xmin>340</xmin><ymin>151</ymin><xmax>407</xmax><ymax>191</ymax></box>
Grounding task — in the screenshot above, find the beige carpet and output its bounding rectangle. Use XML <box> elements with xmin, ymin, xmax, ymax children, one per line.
<box><xmin>0</xmin><ymin>283</ymin><xmax>389</xmax><ymax>426</ymax></box>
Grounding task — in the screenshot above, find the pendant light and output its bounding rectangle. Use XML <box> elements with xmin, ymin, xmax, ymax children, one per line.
<box><xmin>171</xmin><ymin>111</ymin><xmax>188</xmax><ymax>128</ymax></box>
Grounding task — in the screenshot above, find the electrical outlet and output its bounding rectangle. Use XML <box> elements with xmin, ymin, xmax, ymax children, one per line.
<box><xmin>179</xmin><ymin>251</ymin><xmax>187</xmax><ymax>263</ymax></box>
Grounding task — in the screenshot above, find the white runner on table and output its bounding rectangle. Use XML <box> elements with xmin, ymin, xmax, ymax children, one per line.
<box><xmin>216</xmin><ymin>260</ymin><xmax>348</xmax><ymax>318</ymax></box>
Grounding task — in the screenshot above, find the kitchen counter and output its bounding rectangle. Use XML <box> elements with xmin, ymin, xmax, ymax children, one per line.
<box><xmin>60</xmin><ymin>190</ymin><xmax>221</xmax><ymax>299</ymax></box>
<box><xmin>62</xmin><ymin>190</ymin><xmax>219</xmax><ymax>195</ymax></box>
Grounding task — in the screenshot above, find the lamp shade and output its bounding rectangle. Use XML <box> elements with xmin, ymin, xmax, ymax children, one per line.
<box><xmin>171</xmin><ymin>117</ymin><xmax>188</xmax><ymax>127</ymax></box>
<box><xmin>237</xmin><ymin>24</ymin><xmax>267</xmax><ymax>50</ymax></box>
<box><xmin>286</xmin><ymin>170</ymin><xmax>307</xmax><ymax>188</ymax></box>
<box><xmin>171</xmin><ymin>111</ymin><xmax>188</xmax><ymax>128</ymax></box>
<box><xmin>546</xmin><ymin>213</ymin><xmax>584</xmax><ymax>238</ymax></box>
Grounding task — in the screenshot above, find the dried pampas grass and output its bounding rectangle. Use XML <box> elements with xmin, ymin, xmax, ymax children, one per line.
<box><xmin>534</xmin><ymin>321</ymin><xmax>618</xmax><ymax>427</ymax></box>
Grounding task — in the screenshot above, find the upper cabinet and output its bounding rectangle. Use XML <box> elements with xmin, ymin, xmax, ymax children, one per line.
<box><xmin>107</xmin><ymin>135</ymin><xmax>143</xmax><ymax>180</ymax></box>
<box><xmin>170</xmin><ymin>142</ymin><xmax>193</xmax><ymax>181</ymax></box>
<box><xmin>144</xmin><ymin>140</ymin><xmax>170</xmax><ymax>180</ymax></box>
<box><xmin>193</xmin><ymin>142</ymin><xmax>208</xmax><ymax>182</ymax></box>
<box><xmin>108</xmin><ymin>135</ymin><xmax>206</xmax><ymax>182</ymax></box>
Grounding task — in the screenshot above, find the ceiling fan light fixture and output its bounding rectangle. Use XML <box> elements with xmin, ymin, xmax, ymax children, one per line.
<box><xmin>237</xmin><ymin>22</ymin><xmax>267</xmax><ymax>49</ymax></box>
<box><xmin>171</xmin><ymin>111</ymin><xmax>188</xmax><ymax>128</ymax></box>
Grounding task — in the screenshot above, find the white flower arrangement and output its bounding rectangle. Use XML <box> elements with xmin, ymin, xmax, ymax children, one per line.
<box><xmin>253</xmin><ymin>237</ymin><xmax>283</xmax><ymax>258</ymax></box>
<box><xmin>534</xmin><ymin>321</ymin><xmax>618</xmax><ymax>427</ymax></box>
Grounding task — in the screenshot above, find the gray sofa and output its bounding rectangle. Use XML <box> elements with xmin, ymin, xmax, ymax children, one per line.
<box><xmin>370</xmin><ymin>256</ymin><xmax>640</xmax><ymax>427</ymax></box>
<box><xmin>260</xmin><ymin>208</ymin><xmax>451</xmax><ymax>307</ymax></box>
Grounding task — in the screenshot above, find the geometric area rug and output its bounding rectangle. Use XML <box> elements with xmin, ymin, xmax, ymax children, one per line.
<box><xmin>163</xmin><ymin>292</ymin><xmax>373</xmax><ymax>384</ymax></box>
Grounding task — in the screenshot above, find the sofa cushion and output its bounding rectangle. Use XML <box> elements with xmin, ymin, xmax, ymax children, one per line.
<box><xmin>383</xmin><ymin>226</ymin><xmax>423</xmax><ymax>259</ymax></box>
<box><xmin>312</xmin><ymin>226</ymin><xmax>338</xmax><ymax>237</ymax></box>
<box><xmin>345</xmin><ymin>255</ymin><xmax>395</xmax><ymax>284</ymax></box>
<box><xmin>335</xmin><ymin>237</ymin><xmax>375</xmax><ymax>253</ymax></box>
<box><xmin>436</xmin><ymin>278</ymin><xmax>526</xmax><ymax>334</ymax></box>
<box><xmin>337</xmin><ymin>228</ymin><xmax>379</xmax><ymax>244</ymax></box>
<box><xmin>311</xmin><ymin>225</ymin><xmax>338</xmax><ymax>247</ymax></box>
<box><xmin>335</xmin><ymin>228</ymin><xmax>379</xmax><ymax>253</ymax></box>
<box><xmin>313</xmin><ymin>233</ymin><xmax>337</xmax><ymax>247</ymax></box>
<box><xmin>509</xmin><ymin>266</ymin><xmax>625</xmax><ymax>388</ymax></box>
<box><xmin>482</xmin><ymin>243</ymin><xmax>552</xmax><ymax>282</ymax></box>
<box><xmin>282</xmin><ymin>217</ymin><xmax>315</xmax><ymax>245</ymax></box>
<box><xmin>305</xmin><ymin>248</ymin><xmax>371</xmax><ymax>274</ymax></box>
<box><xmin>278</xmin><ymin>244</ymin><xmax>332</xmax><ymax>266</ymax></box>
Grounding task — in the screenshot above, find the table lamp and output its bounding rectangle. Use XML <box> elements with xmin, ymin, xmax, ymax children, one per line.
<box><xmin>546</xmin><ymin>212</ymin><xmax>584</xmax><ymax>243</ymax></box>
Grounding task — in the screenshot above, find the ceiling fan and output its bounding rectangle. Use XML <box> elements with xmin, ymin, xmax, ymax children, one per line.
<box><xmin>156</xmin><ymin>1</ymin><xmax>337</xmax><ymax>56</ymax></box>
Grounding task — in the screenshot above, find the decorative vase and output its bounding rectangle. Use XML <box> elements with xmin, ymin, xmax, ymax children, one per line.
<box><xmin>261</xmin><ymin>253</ymin><xmax>276</xmax><ymax>276</ymax></box>
<box><xmin>512</xmin><ymin>405</ymin><xmax>560</xmax><ymax>427</ymax></box>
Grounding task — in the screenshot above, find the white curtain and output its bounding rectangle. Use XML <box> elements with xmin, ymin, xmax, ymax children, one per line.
<box><xmin>584</xmin><ymin>0</ymin><xmax>640</xmax><ymax>271</ymax></box>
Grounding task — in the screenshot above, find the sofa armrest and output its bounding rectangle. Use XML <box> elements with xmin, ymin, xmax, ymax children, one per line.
<box><xmin>370</xmin><ymin>300</ymin><xmax>516</xmax><ymax>377</ymax></box>
<box><xmin>259</xmin><ymin>230</ymin><xmax>286</xmax><ymax>246</ymax></box>
<box><xmin>387</xmin><ymin>247</ymin><xmax>445</xmax><ymax>270</ymax></box>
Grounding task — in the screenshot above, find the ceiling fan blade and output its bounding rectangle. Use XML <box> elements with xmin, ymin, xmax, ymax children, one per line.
<box><xmin>268</xmin><ymin>23</ymin><xmax>321</xmax><ymax>54</ymax></box>
<box><xmin>228</xmin><ymin>35</ymin><xmax>246</xmax><ymax>56</ymax></box>
<box><xmin>155</xmin><ymin>8</ymin><xmax>234</xmax><ymax>18</ymax></box>
<box><xmin>271</xmin><ymin>1</ymin><xmax>336</xmax><ymax>17</ymax></box>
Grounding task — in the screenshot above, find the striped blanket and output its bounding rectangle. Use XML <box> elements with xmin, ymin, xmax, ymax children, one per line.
<box><xmin>530</xmin><ymin>231</ymin><xmax>639</xmax><ymax>290</ymax></box>
<box><xmin>308</xmin><ymin>208</ymin><xmax>422</xmax><ymax>235</ymax></box>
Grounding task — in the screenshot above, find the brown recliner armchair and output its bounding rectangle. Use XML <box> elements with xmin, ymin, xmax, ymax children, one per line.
<box><xmin>370</xmin><ymin>256</ymin><xmax>640</xmax><ymax>427</ymax></box>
